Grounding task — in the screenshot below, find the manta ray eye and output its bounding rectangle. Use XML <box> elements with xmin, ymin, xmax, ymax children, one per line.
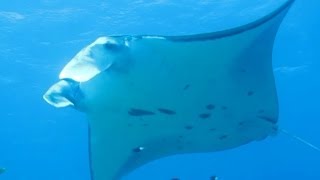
<box><xmin>103</xmin><ymin>38</ymin><xmax>128</xmax><ymax>52</ymax></box>
<box><xmin>103</xmin><ymin>42</ymin><xmax>122</xmax><ymax>51</ymax></box>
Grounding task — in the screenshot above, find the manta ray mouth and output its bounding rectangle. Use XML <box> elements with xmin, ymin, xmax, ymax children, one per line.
<box><xmin>43</xmin><ymin>1</ymin><xmax>294</xmax><ymax>180</ymax></box>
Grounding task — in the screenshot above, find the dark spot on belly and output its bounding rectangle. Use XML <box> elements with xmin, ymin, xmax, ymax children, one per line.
<box><xmin>177</xmin><ymin>146</ymin><xmax>184</xmax><ymax>150</ymax></box>
<box><xmin>219</xmin><ymin>135</ymin><xmax>228</xmax><ymax>140</ymax></box>
<box><xmin>257</xmin><ymin>115</ymin><xmax>277</xmax><ymax>124</ymax></box>
<box><xmin>185</xmin><ymin>125</ymin><xmax>193</xmax><ymax>130</ymax></box>
<box><xmin>258</xmin><ymin>109</ymin><xmax>265</xmax><ymax>114</ymax></box>
<box><xmin>128</xmin><ymin>108</ymin><xmax>155</xmax><ymax>116</ymax></box>
<box><xmin>206</xmin><ymin>104</ymin><xmax>215</xmax><ymax>110</ymax></box>
<box><xmin>240</xmin><ymin>68</ymin><xmax>247</xmax><ymax>73</ymax></box>
<box><xmin>209</xmin><ymin>128</ymin><xmax>216</xmax><ymax>131</ymax></box>
<box><xmin>132</xmin><ymin>146</ymin><xmax>144</xmax><ymax>152</ymax></box>
<box><xmin>171</xmin><ymin>178</ymin><xmax>180</xmax><ymax>180</ymax></box>
<box><xmin>221</xmin><ymin>106</ymin><xmax>228</xmax><ymax>110</ymax></box>
<box><xmin>247</xmin><ymin>91</ymin><xmax>254</xmax><ymax>96</ymax></box>
<box><xmin>199</xmin><ymin>113</ymin><xmax>211</xmax><ymax>119</ymax></box>
<box><xmin>183</xmin><ymin>84</ymin><xmax>190</xmax><ymax>90</ymax></box>
<box><xmin>157</xmin><ymin>108</ymin><xmax>176</xmax><ymax>115</ymax></box>
<box><xmin>238</xmin><ymin>121</ymin><xmax>245</xmax><ymax>126</ymax></box>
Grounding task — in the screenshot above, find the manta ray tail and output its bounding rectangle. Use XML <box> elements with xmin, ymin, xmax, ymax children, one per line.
<box><xmin>279</xmin><ymin>128</ymin><xmax>320</xmax><ymax>152</ymax></box>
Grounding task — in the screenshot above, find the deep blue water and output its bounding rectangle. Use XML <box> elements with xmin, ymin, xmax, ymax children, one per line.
<box><xmin>1</xmin><ymin>0</ymin><xmax>319</xmax><ymax>179</ymax></box>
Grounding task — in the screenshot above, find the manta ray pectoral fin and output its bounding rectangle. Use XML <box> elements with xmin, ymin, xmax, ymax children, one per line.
<box><xmin>43</xmin><ymin>0</ymin><xmax>294</xmax><ymax>180</ymax></box>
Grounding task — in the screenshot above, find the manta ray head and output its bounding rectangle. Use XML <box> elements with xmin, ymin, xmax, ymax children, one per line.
<box><xmin>43</xmin><ymin>36</ymin><xmax>131</xmax><ymax>110</ymax></box>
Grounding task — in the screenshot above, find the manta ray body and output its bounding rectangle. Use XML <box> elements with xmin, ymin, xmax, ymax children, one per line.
<box><xmin>43</xmin><ymin>1</ymin><xmax>294</xmax><ymax>179</ymax></box>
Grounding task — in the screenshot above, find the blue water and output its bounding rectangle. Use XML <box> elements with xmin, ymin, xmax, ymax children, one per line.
<box><xmin>1</xmin><ymin>0</ymin><xmax>319</xmax><ymax>179</ymax></box>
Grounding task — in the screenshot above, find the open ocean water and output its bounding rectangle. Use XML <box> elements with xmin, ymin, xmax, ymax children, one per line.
<box><xmin>0</xmin><ymin>0</ymin><xmax>319</xmax><ymax>179</ymax></box>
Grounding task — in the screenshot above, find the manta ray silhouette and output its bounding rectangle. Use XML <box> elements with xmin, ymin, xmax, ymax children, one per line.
<box><xmin>43</xmin><ymin>0</ymin><xmax>295</xmax><ymax>179</ymax></box>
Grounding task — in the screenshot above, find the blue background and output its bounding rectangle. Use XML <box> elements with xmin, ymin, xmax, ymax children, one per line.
<box><xmin>0</xmin><ymin>0</ymin><xmax>319</xmax><ymax>179</ymax></box>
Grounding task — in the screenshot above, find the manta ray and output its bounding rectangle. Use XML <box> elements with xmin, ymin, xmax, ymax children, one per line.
<box><xmin>43</xmin><ymin>0</ymin><xmax>295</xmax><ymax>179</ymax></box>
